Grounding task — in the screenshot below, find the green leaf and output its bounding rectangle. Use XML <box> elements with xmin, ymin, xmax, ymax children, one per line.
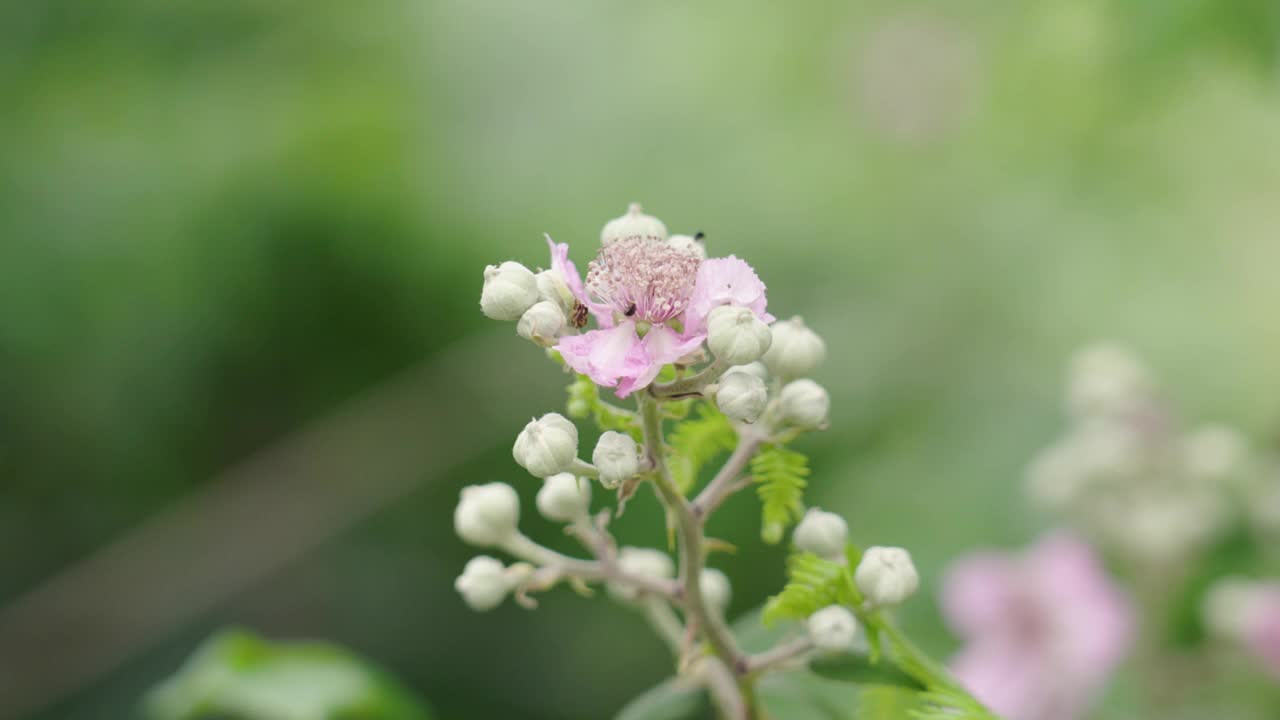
<box><xmin>144</xmin><ymin>628</ymin><xmax>432</xmax><ymax>720</ymax></box>
<box><xmin>752</xmin><ymin>445</ymin><xmax>810</xmax><ymax>544</ymax></box>
<box><xmin>667</xmin><ymin>403</ymin><xmax>737</xmax><ymax>494</ymax></box>
<box><xmin>566</xmin><ymin>374</ymin><xmax>641</xmax><ymax>439</ymax></box>
<box><xmin>614</xmin><ymin>677</ymin><xmax>710</xmax><ymax>720</ymax></box>
<box><xmin>809</xmin><ymin>655</ymin><xmax>926</xmax><ymax>692</ymax></box>
<box><xmin>762</xmin><ymin>553</ymin><xmax>858</xmax><ymax>626</ymax></box>
<box><xmin>857</xmin><ymin>685</ymin><xmax>922</xmax><ymax>720</ymax></box>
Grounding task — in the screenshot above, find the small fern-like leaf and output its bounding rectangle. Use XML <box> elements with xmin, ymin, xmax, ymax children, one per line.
<box><xmin>752</xmin><ymin>445</ymin><xmax>810</xmax><ymax>543</ymax></box>
<box><xmin>666</xmin><ymin>404</ymin><xmax>736</xmax><ymax>494</ymax></box>
<box><xmin>761</xmin><ymin>552</ymin><xmax>857</xmax><ymax>625</ymax></box>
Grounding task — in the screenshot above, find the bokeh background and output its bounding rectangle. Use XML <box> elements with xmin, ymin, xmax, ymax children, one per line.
<box><xmin>2</xmin><ymin>0</ymin><xmax>1279</xmax><ymax>718</ymax></box>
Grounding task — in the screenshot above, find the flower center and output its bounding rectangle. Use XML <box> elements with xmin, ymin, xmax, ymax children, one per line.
<box><xmin>585</xmin><ymin>238</ymin><xmax>701</xmax><ymax>324</ymax></box>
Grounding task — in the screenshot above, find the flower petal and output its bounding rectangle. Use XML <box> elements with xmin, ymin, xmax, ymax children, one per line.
<box><xmin>941</xmin><ymin>553</ymin><xmax>1022</xmax><ymax>639</ymax></box>
<box><xmin>546</xmin><ymin>234</ymin><xmax>614</xmax><ymax>328</ymax></box>
<box><xmin>556</xmin><ymin>322</ymin><xmax>647</xmax><ymax>388</ymax></box>
<box><xmin>685</xmin><ymin>256</ymin><xmax>770</xmax><ymax>335</ymax></box>
<box><xmin>615</xmin><ymin>326</ymin><xmax>707</xmax><ymax>398</ymax></box>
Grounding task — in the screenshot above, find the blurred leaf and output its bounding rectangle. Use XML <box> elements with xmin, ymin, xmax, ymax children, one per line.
<box><xmin>667</xmin><ymin>403</ymin><xmax>736</xmax><ymax>494</ymax></box>
<box><xmin>614</xmin><ymin>677</ymin><xmax>709</xmax><ymax>720</ymax></box>
<box><xmin>566</xmin><ymin>374</ymin><xmax>643</xmax><ymax>440</ymax></box>
<box><xmin>144</xmin><ymin>628</ymin><xmax>432</xmax><ymax>720</ymax></box>
<box><xmin>808</xmin><ymin>655</ymin><xmax>925</xmax><ymax>692</ymax></box>
<box><xmin>1166</xmin><ymin>526</ymin><xmax>1263</xmax><ymax>647</ymax></box>
<box><xmin>752</xmin><ymin>445</ymin><xmax>810</xmax><ymax>543</ymax></box>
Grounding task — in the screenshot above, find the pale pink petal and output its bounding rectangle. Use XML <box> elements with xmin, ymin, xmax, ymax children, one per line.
<box><xmin>615</xmin><ymin>326</ymin><xmax>706</xmax><ymax>398</ymax></box>
<box><xmin>685</xmin><ymin>256</ymin><xmax>771</xmax><ymax>335</ymax></box>
<box><xmin>942</xmin><ymin>532</ymin><xmax>1132</xmax><ymax>720</ymax></box>
<box><xmin>952</xmin><ymin>641</ymin><xmax>1052</xmax><ymax>720</ymax></box>
<box><xmin>941</xmin><ymin>553</ymin><xmax>1022</xmax><ymax>639</ymax></box>
<box><xmin>546</xmin><ymin>234</ymin><xmax>614</xmax><ymax>328</ymax></box>
<box><xmin>556</xmin><ymin>322</ymin><xmax>647</xmax><ymax>388</ymax></box>
<box><xmin>1030</xmin><ymin>533</ymin><xmax>1133</xmax><ymax>683</ymax></box>
<box><xmin>1243</xmin><ymin>589</ymin><xmax>1280</xmax><ymax>677</ymax></box>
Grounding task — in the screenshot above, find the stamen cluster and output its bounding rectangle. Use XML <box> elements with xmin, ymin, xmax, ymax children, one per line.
<box><xmin>585</xmin><ymin>237</ymin><xmax>701</xmax><ymax>323</ymax></box>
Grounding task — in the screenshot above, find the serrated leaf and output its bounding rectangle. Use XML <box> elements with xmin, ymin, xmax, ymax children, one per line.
<box><xmin>762</xmin><ymin>553</ymin><xmax>857</xmax><ymax>626</ymax></box>
<box><xmin>667</xmin><ymin>403</ymin><xmax>737</xmax><ymax>494</ymax></box>
<box><xmin>144</xmin><ymin>628</ymin><xmax>431</xmax><ymax>720</ymax></box>
<box><xmin>752</xmin><ymin>445</ymin><xmax>810</xmax><ymax>544</ymax></box>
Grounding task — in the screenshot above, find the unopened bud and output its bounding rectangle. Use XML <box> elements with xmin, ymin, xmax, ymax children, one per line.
<box><xmin>761</xmin><ymin>316</ymin><xmax>825</xmax><ymax>378</ymax></box>
<box><xmin>855</xmin><ymin>546</ymin><xmax>919</xmax><ymax>607</ymax></box>
<box><xmin>715</xmin><ymin>372</ymin><xmax>768</xmax><ymax>424</ymax></box>
<box><xmin>454</xmin><ymin>483</ymin><xmax>520</xmax><ymax>547</ymax></box>
<box><xmin>807</xmin><ymin>605</ymin><xmax>859</xmax><ymax>652</ymax></box>
<box><xmin>779</xmin><ymin>379</ymin><xmax>830</xmax><ymax>429</ymax></box>
<box><xmin>701</xmin><ymin>568</ymin><xmax>732</xmax><ymax>614</ymax></box>
<box><xmin>609</xmin><ymin>547</ymin><xmax>675</xmax><ymax>602</ymax></box>
<box><xmin>707</xmin><ymin>305</ymin><xmax>773</xmax><ymax>366</ymax></box>
<box><xmin>593</xmin><ymin>431</ymin><xmax>641</xmax><ymax>487</ymax></box>
<box><xmin>513</xmin><ymin>413</ymin><xmax>579</xmax><ymax>478</ymax></box>
<box><xmin>793</xmin><ymin>508</ymin><xmax>848</xmax><ymax>559</ymax></box>
<box><xmin>726</xmin><ymin>362</ymin><xmax>769</xmax><ymax>381</ymax></box>
<box><xmin>1183</xmin><ymin>424</ymin><xmax>1246</xmax><ymax>481</ymax></box>
<box><xmin>517</xmin><ymin>301</ymin><xmax>567</xmax><ymax>346</ymax></box>
<box><xmin>669</xmin><ymin>234</ymin><xmax>708</xmax><ymax>259</ymax></box>
<box><xmin>535</xmin><ymin>269</ymin><xmax>575</xmax><ymax>314</ymax></box>
<box><xmin>480</xmin><ymin>261</ymin><xmax>539</xmax><ymax>321</ymax></box>
<box><xmin>455</xmin><ymin>556</ymin><xmax>512</xmax><ymax>611</ymax></box>
<box><xmin>536</xmin><ymin>472</ymin><xmax>591</xmax><ymax>522</ymax></box>
<box><xmin>601</xmin><ymin>203</ymin><xmax>667</xmax><ymax>245</ymax></box>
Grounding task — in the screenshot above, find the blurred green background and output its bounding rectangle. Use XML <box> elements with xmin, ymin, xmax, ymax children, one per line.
<box><xmin>2</xmin><ymin>0</ymin><xmax>1279</xmax><ymax>718</ymax></box>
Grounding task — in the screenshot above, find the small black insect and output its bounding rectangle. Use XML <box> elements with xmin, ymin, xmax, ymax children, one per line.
<box><xmin>571</xmin><ymin>301</ymin><xmax>590</xmax><ymax>328</ymax></box>
<box><xmin>624</xmin><ymin>302</ymin><xmax>638</xmax><ymax>317</ymax></box>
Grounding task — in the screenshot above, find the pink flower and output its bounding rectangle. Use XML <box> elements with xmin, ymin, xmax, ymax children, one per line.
<box><xmin>1234</xmin><ymin>583</ymin><xmax>1280</xmax><ymax>678</ymax></box>
<box><xmin>941</xmin><ymin>532</ymin><xmax>1133</xmax><ymax>720</ymax></box>
<box><xmin>553</xmin><ymin>238</ymin><xmax>771</xmax><ymax>398</ymax></box>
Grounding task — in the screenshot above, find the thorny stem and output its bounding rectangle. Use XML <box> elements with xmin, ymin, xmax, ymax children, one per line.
<box><xmin>742</xmin><ymin>636</ymin><xmax>815</xmax><ymax>675</ymax></box>
<box><xmin>500</xmin><ymin>532</ymin><xmax>678</xmax><ymax>599</ymax></box>
<box><xmin>638</xmin><ymin>393</ymin><xmax>758</xmax><ymax>719</ymax></box>
<box><xmin>650</xmin><ymin>358</ymin><xmax>730</xmax><ymax>398</ymax></box>
<box><xmin>691</xmin><ymin>429</ymin><xmax>765</xmax><ymax>520</ymax></box>
<box><xmin>643</xmin><ymin>598</ymin><xmax>687</xmax><ymax>656</ymax></box>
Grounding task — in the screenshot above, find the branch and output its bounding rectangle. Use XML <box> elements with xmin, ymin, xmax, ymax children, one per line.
<box><xmin>650</xmin><ymin>359</ymin><xmax>730</xmax><ymax>399</ymax></box>
<box><xmin>499</xmin><ymin>532</ymin><xmax>678</xmax><ymax>599</ymax></box>
<box><xmin>638</xmin><ymin>395</ymin><xmax>756</xmax><ymax>716</ymax></box>
<box><xmin>690</xmin><ymin>429</ymin><xmax>765</xmax><ymax>520</ymax></box>
<box><xmin>742</xmin><ymin>636</ymin><xmax>814</xmax><ymax>675</ymax></box>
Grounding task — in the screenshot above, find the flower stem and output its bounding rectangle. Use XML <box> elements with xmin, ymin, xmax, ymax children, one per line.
<box><xmin>638</xmin><ymin>393</ymin><xmax>757</xmax><ymax>718</ymax></box>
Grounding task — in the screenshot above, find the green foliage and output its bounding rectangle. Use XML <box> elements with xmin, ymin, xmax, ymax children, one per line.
<box><xmin>667</xmin><ymin>403</ymin><xmax>737</xmax><ymax>494</ymax></box>
<box><xmin>144</xmin><ymin>628</ymin><xmax>432</xmax><ymax>720</ymax></box>
<box><xmin>1166</xmin><ymin>526</ymin><xmax>1264</xmax><ymax>647</ymax></box>
<box><xmin>753</xmin><ymin>445</ymin><xmax>811</xmax><ymax>543</ymax></box>
<box><xmin>762</xmin><ymin>552</ymin><xmax>857</xmax><ymax>626</ymax></box>
<box><xmin>858</xmin><ymin>686</ymin><xmax>924</xmax><ymax>720</ymax></box>
<box><xmin>565</xmin><ymin>374</ymin><xmax>641</xmax><ymax>439</ymax></box>
<box><xmin>911</xmin><ymin>687</ymin><xmax>999</xmax><ymax>720</ymax></box>
<box><xmin>613</xmin><ymin>677</ymin><xmax>709</xmax><ymax>720</ymax></box>
<box><xmin>809</xmin><ymin>655</ymin><xmax>925</xmax><ymax>691</ymax></box>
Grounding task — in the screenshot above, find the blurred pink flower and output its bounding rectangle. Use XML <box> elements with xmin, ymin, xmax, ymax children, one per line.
<box><xmin>1240</xmin><ymin>585</ymin><xmax>1280</xmax><ymax>677</ymax></box>
<box><xmin>556</xmin><ymin>240</ymin><xmax>771</xmax><ymax>397</ymax></box>
<box><xmin>941</xmin><ymin>532</ymin><xmax>1133</xmax><ymax>720</ymax></box>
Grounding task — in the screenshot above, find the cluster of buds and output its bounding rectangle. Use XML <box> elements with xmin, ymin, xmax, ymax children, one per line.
<box><xmin>458</xmin><ymin>204</ymin><xmax>933</xmax><ymax>718</ymax></box>
<box><xmin>1025</xmin><ymin>343</ymin><xmax>1268</xmax><ymax>566</ymax></box>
